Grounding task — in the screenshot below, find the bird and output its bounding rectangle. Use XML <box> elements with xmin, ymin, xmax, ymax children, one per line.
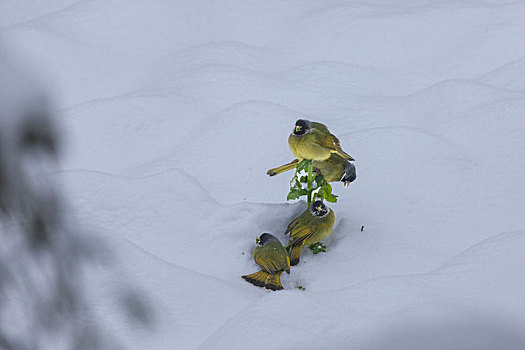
<box><xmin>312</xmin><ymin>154</ymin><xmax>356</xmax><ymax>186</ymax></box>
<box><xmin>288</xmin><ymin>119</ymin><xmax>354</xmax><ymax>161</ymax></box>
<box><xmin>285</xmin><ymin>200</ymin><xmax>335</xmax><ymax>266</ymax></box>
<box><xmin>242</xmin><ymin>233</ymin><xmax>290</xmax><ymax>291</ymax></box>
<box><xmin>267</xmin><ymin>153</ymin><xmax>356</xmax><ymax>186</ymax></box>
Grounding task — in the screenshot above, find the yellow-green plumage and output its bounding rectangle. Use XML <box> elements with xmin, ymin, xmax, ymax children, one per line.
<box><xmin>288</xmin><ymin>120</ymin><xmax>354</xmax><ymax>161</ymax></box>
<box><xmin>285</xmin><ymin>202</ymin><xmax>335</xmax><ymax>266</ymax></box>
<box><xmin>313</xmin><ymin>154</ymin><xmax>356</xmax><ymax>185</ymax></box>
<box><xmin>267</xmin><ymin>154</ymin><xmax>356</xmax><ymax>185</ymax></box>
<box><xmin>266</xmin><ymin>159</ymin><xmax>299</xmax><ymax>177</ymax></box>
<box><xmin>314</xmin><ymin>155</ymin><xmax>347</xmax><ymax>182</ymax></box>
<box><xmin>242</xmin><ymin>235</ymin><xmax>290</xmax><ymax>291</ymax></box>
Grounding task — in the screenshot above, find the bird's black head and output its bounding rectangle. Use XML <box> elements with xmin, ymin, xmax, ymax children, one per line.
<box><xmin>256</xmin><ymin>233</ymin><xmax>278</xmax><ymax>247</ymax></box>
<box><xmin>310</xmin><ymin>200</ymin><xmax>329</xmax><ymax>217</ymax></box>
<box><xmin>293</xmin><ymin>119</ymin><xmax>311</xmax><ymax>136</ymax></box>
<box><xmin>341</xmin><ymin>161</ymin><xmax>357</xmax><ymax>185</ymax></box>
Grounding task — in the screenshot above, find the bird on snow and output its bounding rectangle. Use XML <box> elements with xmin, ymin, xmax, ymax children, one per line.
<box><xmin>242</xmin><ymin>233</ymin><xmax>290</xmax><ymax>291</ymax></box>
<box><xmin>285</xmin><ymin>200</ymin><xmax>335</xmax><ymax>266</ymax></box>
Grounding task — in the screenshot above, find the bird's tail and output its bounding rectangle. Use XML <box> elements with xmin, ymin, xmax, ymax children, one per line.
<box><xmin>266</xmin><ymin>159</ymin><xmax>299</xmax><ymax>176</ymax></box>
<box><xmin>242</xmin><ymin>270</ymin><xmax>269</xmax><ymax>288</ymax></box>
<box><xmin>242</xmin><ymin>270</ymin><xmax>283</xmax><ymax>291</ymax></box>
<box><xmin>289</xmin><ymin>245</ymin><xmax>303</xmax><ymax>266</ymax></box>
<box><xmin>264</xmin><ymin>272</ymin><xmax>283</xmax><ymax>291</ymax></box>
<box><xmin>333</xmin><ymin>149</ymin><xmax>354</xmax><ymax>161</ymax></box>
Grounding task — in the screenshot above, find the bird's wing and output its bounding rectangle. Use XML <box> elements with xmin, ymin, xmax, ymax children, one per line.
<box><xmin>329</xmin><ymin>133</ymin><xmax>342</xmax><ymax>149</ymax></box>
<box><xmin>311</xmin><ymin>122</ymin><xmax>330</xmax><ymax>133</ymax></box>
<box><xmin>284</xmin><ymin>217</ymin><xmax>299</xmax><ymax>235</ymax></box>
<box><xmin>275</xmin><ymin>246</ymin><xmax>291</xmax><ymax>273</ymax></box>
<box><xmin>314</xmin><ymin>131</ymin><xmax>340</xmax><ymax>151</ymax></box>
<box><xmin>309</xmin><ymin>128</ymin><xmax>338</xmax><ymax>149</ymax></box>
<box><xmin>313</xmin><ymin>131</ymin><xmax>355</xmax><ymax>161</ymax></box>
<box><xmin>290</xmin><ymin>225</ymin><xmax>318</xmax><ymax>248</ymax></box>
<box><xmin>255</xmin><ymin>253</ymin><xmax>281</xmax><ymax>274</ymax></box>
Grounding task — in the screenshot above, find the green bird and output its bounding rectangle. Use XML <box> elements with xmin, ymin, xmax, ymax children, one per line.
<box><xmin>285</xmin><ymin>200</ymin><xmax>335</xmax><ymax>266</ymax></box>
<box><xmin>288</xmin><ymin>119</ymin><xmax>354</xmax><ymax>161</ymax></box>
<box><xmin>312</xmin><ymin>154</ymin><xmax>356</xmax><ymax>186</ymax></box>
<box><xmin>267</xmin><ymin>153</ymin><xmax>357</xmax><ymax>186</ymax></box>
<box><xmin>242</xmin><ymin>233</ymin><xmax>290</xmax><ymax>291</ymax></box>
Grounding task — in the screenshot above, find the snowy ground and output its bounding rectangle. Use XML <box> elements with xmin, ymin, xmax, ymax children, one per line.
<box><xmin>2</xmin><ymin>1</ymin><xmax>525</xmax><ymax>349</ymax></box>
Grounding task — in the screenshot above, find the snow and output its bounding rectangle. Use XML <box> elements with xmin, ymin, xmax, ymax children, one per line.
<box><xmin>2</xmin><ymin>0</ymin><xmax>525</xmax><ymax>349</ymax></box>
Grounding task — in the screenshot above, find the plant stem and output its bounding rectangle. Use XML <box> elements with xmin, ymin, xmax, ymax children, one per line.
<box><xmin>307</xmin><ymin>159</ymin><xmax>313</xmax><ymax>206</ymax></box>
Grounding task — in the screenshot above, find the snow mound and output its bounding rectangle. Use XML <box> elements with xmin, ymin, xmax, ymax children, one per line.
<box><xmin>2</xmin><ymin>0</ymin><xmax>525</xmax><ymax>348</ymax></box>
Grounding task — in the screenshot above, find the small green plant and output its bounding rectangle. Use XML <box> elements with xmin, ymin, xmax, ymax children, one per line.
<box><xmin>361</xmin><ymin>225</ymin><xmax>364</xmax><ymax>232</ymax></box>
<box><xmin>287</xmin><ymin>159</ymin><xmax>337</xmax><ymax>206</ymax></box>
<box><xmin>309</xmin><ymin>242</ymin><xmax>327</xmax><ymax>254</ymax></box>
<box><xmin>296</xmin><ymin>285</ymin><xmax>306</xmax><ymax>291</ymax></box>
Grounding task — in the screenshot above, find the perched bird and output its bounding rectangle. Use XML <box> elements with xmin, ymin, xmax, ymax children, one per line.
<box><xmin>242</xmin><ymin>233</ymin><xmax>290</xmax><ymax>291</ymax></box>
<box><xmin>312</xmin><ymin>154</ymin><xmax>356</xmax><ymax>186</ymax></box>
<box><xmin>288</xmin><ymin>119</ymin><xmax>354</xmax><ymax>161</ymax></box>
<box><xmin>285</xmin><ymin>200</ymin><xmax>335</xmax><ymax>266</ymax></box>
<box><xmin>267</xmin><ymin>154</ymin><xmax>357</xmax><ymax>186</ymax></box>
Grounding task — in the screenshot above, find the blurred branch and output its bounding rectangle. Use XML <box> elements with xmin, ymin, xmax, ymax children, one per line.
<box><xmin>0</xmin><ymin>52</ymin><xmax>150</xmax><ymax>350</ymax></box>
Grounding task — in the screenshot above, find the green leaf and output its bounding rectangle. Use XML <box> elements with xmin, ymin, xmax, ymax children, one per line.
<box><xmin>308</xmin><ymin>242</ymin><xmax>327</xmax><ymax>254</ymax></box>
<box><xmin>296</xmin><ymin>159</ymin><xmax>310</xmax><ymax>172</ymax></box>
<box><xmin>324</xmin><ymin>193</ymin><xmax>338</xmax><ymax>203</ymax></box>
<box><xmin>287</xmin><ymin>190</ymin><xmax>301</xmax><ymax>200</ymax></box>
<box><xmin>287</xmin><ymin>158</ymin><xmax>340</xmax><ymax>204</ymax></box>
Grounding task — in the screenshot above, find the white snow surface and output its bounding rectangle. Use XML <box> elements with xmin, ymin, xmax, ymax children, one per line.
<box><xmin>3</xmin><ymin>1</ymin><xmax>525</xmax><ymax>349</ymax></box>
